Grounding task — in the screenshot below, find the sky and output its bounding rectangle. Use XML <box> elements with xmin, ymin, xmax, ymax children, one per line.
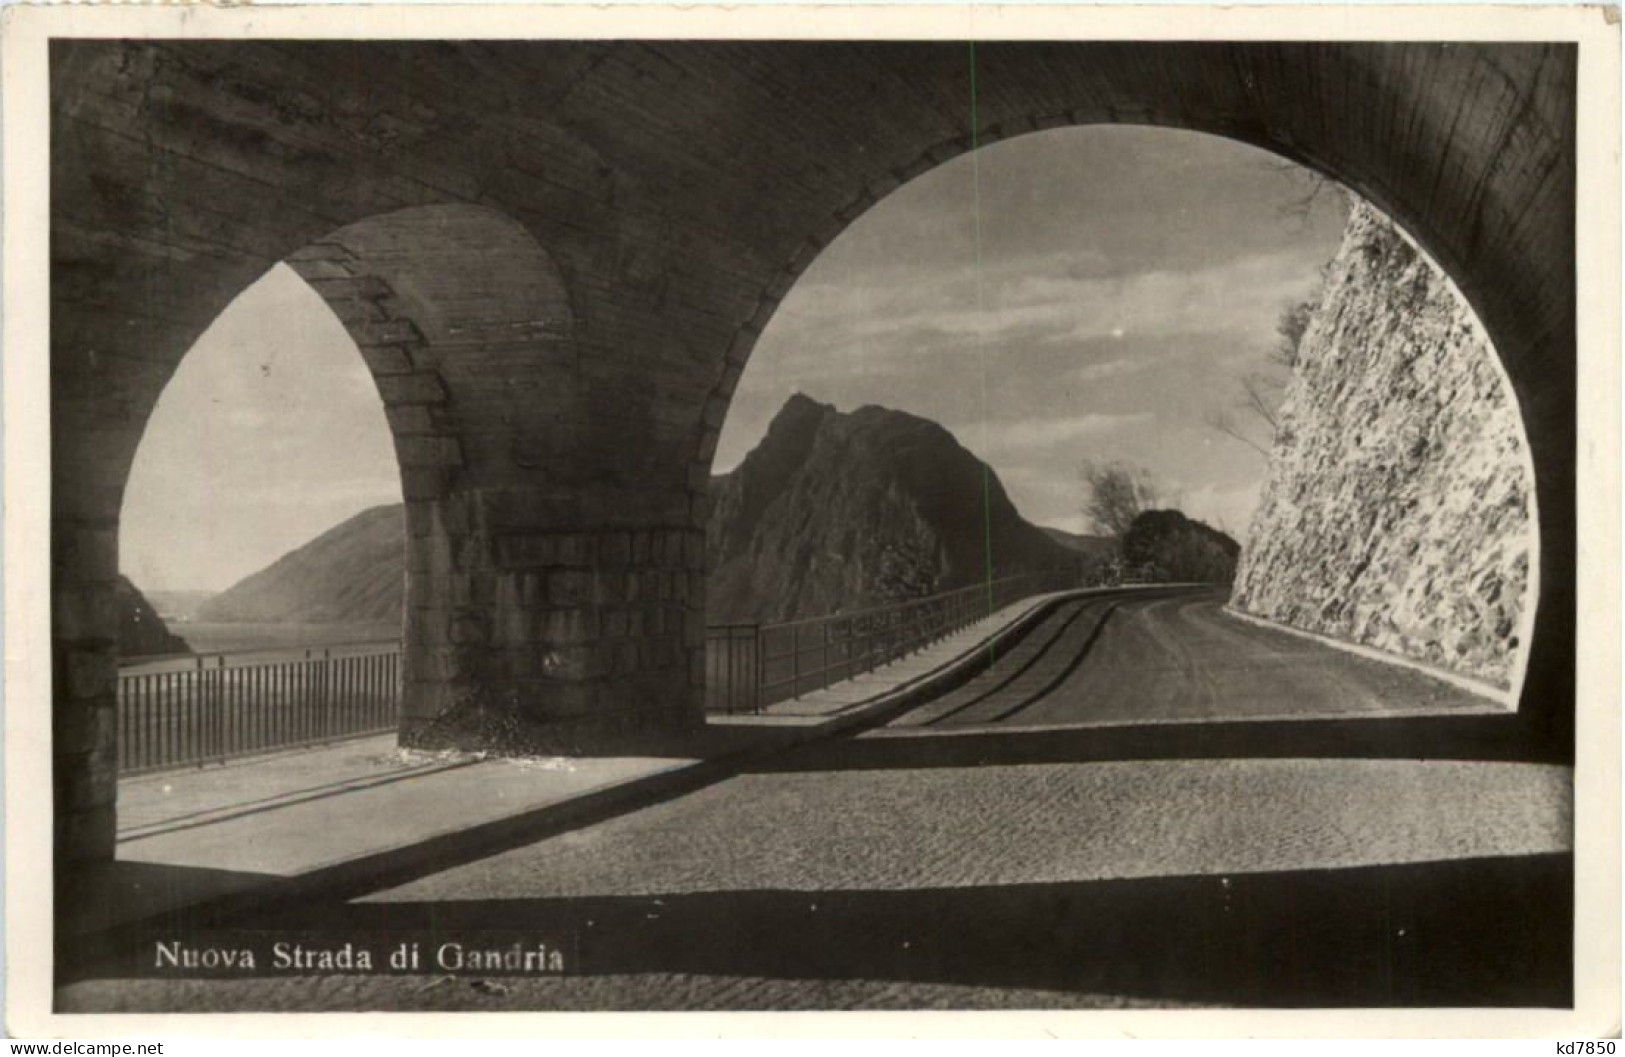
<box><xmin>120</xmin><ymin>125</ymin><xmax>1347</xmax><ymax>594</ymax></box>
<box><xmin>120</xmin><ymin>264</ymin><xmax>403</xmax><ymax>593</ymax></box>
<box><xmin>715</xmin><ymin>125</ymin><xmax>1349</xmax><ymax>538</ymax></box>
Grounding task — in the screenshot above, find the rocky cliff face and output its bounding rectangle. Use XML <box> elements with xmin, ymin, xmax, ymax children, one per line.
<box><xmin>708</xmin><ymin>394</ymin><xmax>1078</xmax><ymax>624</ymax></box>
<box><xmin>197</xmin><ymin>504</ymin><xmax>406</xmax><ymax>623</ymax></box>
<box><xmin>1230</xmin><ymin>201</ymin><xmax>1534</xmax><ymax>690</ymax></box>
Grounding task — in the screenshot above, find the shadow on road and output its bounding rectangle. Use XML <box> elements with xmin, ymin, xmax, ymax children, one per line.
<box><xmin>746</xmin><ymin>712</ymin><xmax>1563</xmax><ymax>774</ymax></box>
<box><xmin>76</xmin><ymin>852</ymin><xmax>1572</xmax><ymax>1009</ymax></box>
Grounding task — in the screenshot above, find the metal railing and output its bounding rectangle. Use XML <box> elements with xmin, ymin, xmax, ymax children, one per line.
<box><xmin>114</xmin><ymin>571</ymin><xmax>1075</xmax><ymax>771</ymax></box>
<box><xmin>704</xmin><ymin>623</ymin><xmax>763</xmax><ymax>716</ymax></box>
<box><xmin>703</xmin><ymin>570</ymin><xmax>1076</xmax><ymax>714</ymax></box>
<box><xmin>117</xmin><ymin>642</ymin><xmax>400</xmax><ymax>775</ymax></box>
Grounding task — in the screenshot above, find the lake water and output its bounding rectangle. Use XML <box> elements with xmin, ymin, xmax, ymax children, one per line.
<box><xmin>166</xmin><ymin>621</ymin><xmax>401</xmax><ymax>657</ymax></box>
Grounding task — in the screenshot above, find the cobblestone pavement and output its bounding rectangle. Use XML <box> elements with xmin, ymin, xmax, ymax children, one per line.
<box><xmin>60</xmin><ymin>755</ymin><xmax>1572</xmax><ymax>1011</ymax></box>
<box><xmin>59</xmin><ymin>972</ymin><xmax>1212</xmax><ymax>1013</ymax></box>
<box><xmin>358</xmin><ymin>759</ymin><xmax>1570</xmax><ymax>899</ymax></box>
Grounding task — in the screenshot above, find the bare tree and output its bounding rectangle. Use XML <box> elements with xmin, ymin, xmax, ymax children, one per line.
<box><xmin>1206</xmin><ymin>406</ymin><xmax>1272</xmax><ymax>459</ymax></box>
<box><xmin>1264</xmin><ymin>160</ymin><xmax>1351</xmax><ymax>230</ymax></box>
<box><xmin>1272</xmin><ymin>298</ymin><xmax>1315</xmax><ymax>370</ymax></box>
<box><xmin>1209</xmin><ymin>294</ymin><xmax>1319</xmax><ymax>461</ymax></box>
<box><xmin>1081</xmin><ymin>460</ymin><xmax>1162</xmax><ymax>538</ymax></box>
<box><xmin>1208</xmin><ymin>164</ymin><xmax>1342</xmax><ymax>458</ymax></box>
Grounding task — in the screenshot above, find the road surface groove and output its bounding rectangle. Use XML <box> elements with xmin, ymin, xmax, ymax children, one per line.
<box><xmin>891</xmin><ymin>598</ymin><xmax>1093</xmax><ymax>726</ymax></box>
<box><xmin>977</xmin><ymin>604</ymin><xmax>1119</xmax><ymax>724</ymax></box>
<box><xmin>919</xmin><ymin>601</ymin><xmax>1111</xmax><ymax>726</ymax></box>
<box><xmin>899</xmin><ymin>587</ymin><xmax>1185</xmax><ymax>728</ymax></box>
<box><xmin>899</xmin><ymin>587</ymin><xmax>1502</xmax><ymax>729</ymax></box>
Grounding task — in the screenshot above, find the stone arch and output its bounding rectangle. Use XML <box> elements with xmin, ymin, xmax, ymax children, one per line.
<box><xmin>56</xmin><ymin>201</ymin><xmax>619</xmax><ymax>862</ymax></box>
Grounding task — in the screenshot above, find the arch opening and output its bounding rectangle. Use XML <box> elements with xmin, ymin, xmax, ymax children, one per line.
<box><xmin>107</xmin><ymin>202</ymin><xmax>600</xmax><ymax>776</ymax></box>
<box><xmin>705</xmin><ymin>124</ymin><xmax>1541</xmax><ymax>723</ymax></box>
<box><xmin>119</xmin><ymin>263</ymin><xmax>403</xmax><ymax>650</ymax></box>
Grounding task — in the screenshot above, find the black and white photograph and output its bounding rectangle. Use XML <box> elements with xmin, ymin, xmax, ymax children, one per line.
<box><xmin>4</xmin><ymin>2</ymin><xmax>1619</xmax><ymax>1036</ymax></box>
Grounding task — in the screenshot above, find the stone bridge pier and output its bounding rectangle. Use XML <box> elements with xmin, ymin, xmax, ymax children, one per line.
<box><xmin>51</xmin><ymin>41</ymin><xmax>1576</xmax><ymax>865</ymax></box>
<box><xmin>280</xmin><ymin>207</ymin><xmax>710</xmax><ymax>753</ymax></box>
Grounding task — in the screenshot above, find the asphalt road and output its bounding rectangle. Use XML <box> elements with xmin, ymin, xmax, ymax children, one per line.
<box><xmin>892</xmin><ymin>586</ymin><xmax>1500</xmax><ymax>729</ymax></box>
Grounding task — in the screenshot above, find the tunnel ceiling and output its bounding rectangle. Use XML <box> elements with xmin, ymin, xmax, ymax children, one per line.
<box><xmin>52</xmin><ymin>42</ymin><xmax>1574</xmax><ymax>454</ymax></box>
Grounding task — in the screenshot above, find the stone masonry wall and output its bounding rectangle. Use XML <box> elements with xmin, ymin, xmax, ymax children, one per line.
<box><xmin>401</xmin><ymin>502</ymin><xmax>706</xmax><ymax>754</ymax></box>
<box><xmin>1230</xmin><ymin>201</ymin><xmax>1535</xmax><ymax>691</ymax></box>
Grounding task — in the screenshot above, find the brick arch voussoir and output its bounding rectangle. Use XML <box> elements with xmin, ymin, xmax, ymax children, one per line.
<box><xmin>284</xmin><ymin>241</ymin><xmax>463</xmax><ymax>509</ymax></box>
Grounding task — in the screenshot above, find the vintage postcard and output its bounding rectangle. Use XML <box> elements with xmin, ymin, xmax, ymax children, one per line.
<box><xmin>3</xmin><ymin>2</ymin><xmax>1619</xmax><ymax>1039</ymax></box>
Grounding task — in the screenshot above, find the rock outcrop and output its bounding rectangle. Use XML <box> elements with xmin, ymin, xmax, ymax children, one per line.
<box><xmin>1230</xmin><ymin>201</ymin><xmax>1534</xmax><ymax>690</ymax></box>
<box><xmin>117</xmin><ymin>576</ymin><xmax>191</xmax><ymax>657</ymax></box>
<box><xmin>197</xmin><ymin>504</ymin><xmax>406</xmax><ymax>624</ymax></box>
<box><xmin>707</xmin><ymin>394</ymin><xmax>1079</xmax><ymax>624</ymax></box>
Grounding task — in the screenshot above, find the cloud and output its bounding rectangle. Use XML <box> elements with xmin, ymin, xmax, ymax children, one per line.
<box><xmin>1034</xmin><ymin>512</ymin><xmax>1096</xmax><ymax>535</ymax></box>
<box><xmin>714</xmin><ymin>129</ymin><xmax>1348</xmax><ymax>546</ymax></box>
<box><xmin>761</xmin><ymin>245</ymin><xmax>1325</xmax><ymax>391</ymax></box>
<box><xmin>976</xmin><ymin>412</ymin><xmax>1155</xmax><ymax>456</ymax></box>
<box><xmin>1070</xmin><ymin>358</ymin><xmax>1155</xmax><ymax>385</ymax></box>
<box><xmin>1027</xmin><ymin>251</ymin><xmax>1323</xmax><ymax>348</ymax></box>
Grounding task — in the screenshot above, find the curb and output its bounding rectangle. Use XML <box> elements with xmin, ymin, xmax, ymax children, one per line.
<box><xmin>1221</xmin><ymin>604</ymin><xmax>1515</xmax><ymax>708</ymax></box>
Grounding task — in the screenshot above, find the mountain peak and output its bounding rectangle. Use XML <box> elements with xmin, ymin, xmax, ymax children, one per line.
<box><xmin>708</xmin><ymin>395</ymin><xmax>1079</xmax><ymax>623</ymax></box>
<box><xmin>779</xmin><ymin>391</ymin><xmax>835</xmax><ymax>419</ymax></box>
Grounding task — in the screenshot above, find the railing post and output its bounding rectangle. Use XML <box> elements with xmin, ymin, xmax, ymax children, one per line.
<box><xmin>791</xmin><ymin>624</ymin><xmax>800</xmax><ymax>699</ymax></box>
<box><xmin>323</xmin><ymin>647</ymin><xmax>333</xmax><ymax>741</ymax></box>
<box><xmin>720</xmin><ymin>631</ymin><xmax>731</xmax><ymax>717</ymax></box>
<box><xmin>210</xmin><ymin>654</ymin><xmax>223</xmax><ymax>764</ymax></box>
<box><xmin>732</xmin><ymin>630</ymin><xmax>743</xmax><ymax>716</ymax></box>
<box><xmin>752</xmin><ymin>624</ymin><xmax>763</xmax><ymax>714</ymax></box>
